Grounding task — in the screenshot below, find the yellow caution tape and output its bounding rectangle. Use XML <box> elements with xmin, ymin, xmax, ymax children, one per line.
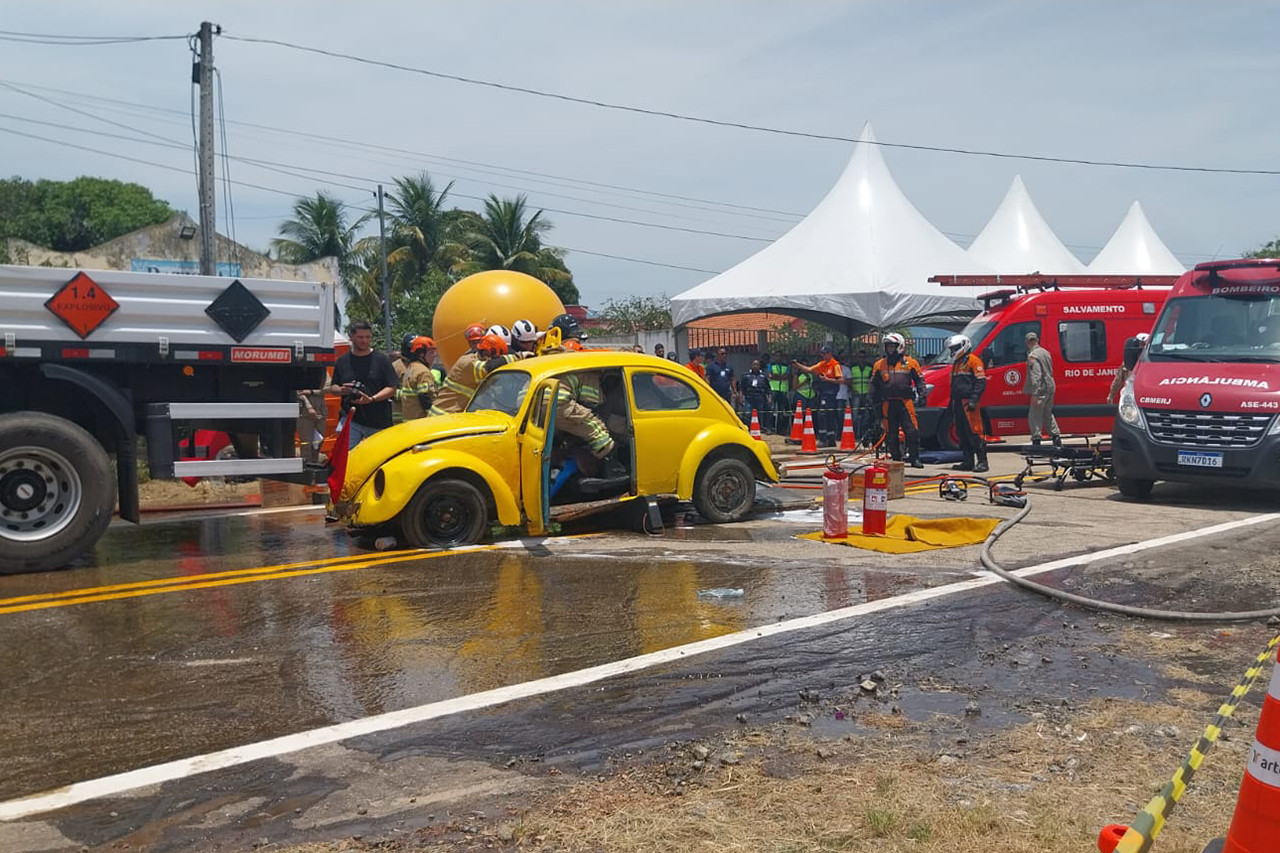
<box><xmin>1114</xmin><ymin>632</ymin><xmax>1280</xmax><ymax>853</ymax></box>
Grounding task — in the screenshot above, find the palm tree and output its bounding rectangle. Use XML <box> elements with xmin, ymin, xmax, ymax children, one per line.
<box><xmin>272</xmin><ymin>192</ymin><xmax>369</xmax><ymax>268</ymax></box>
<box><xmin>385</xmin><ymin>174</ymin><xmax>467</xmax><ymax>286</ymax></box>
<box><xmin>460</xmin><ymin>194</ymin><xmax>579</xmax><ymax>303</ymax></box>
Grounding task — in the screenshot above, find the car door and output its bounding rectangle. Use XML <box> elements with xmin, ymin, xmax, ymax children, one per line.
<box><xmin>628</xmin><ymin>368</ymin><xmax>705</xmax><ymax>495</ymax></box>
<box><xmin>978</xmin><ymin>319</ymin><xmax>1040</xmax><ymax>434</ymax></box>
<box><xmin>519</xmin><ymin>378</ymin><xmax>558</xmax><ymax>536</ymax></box>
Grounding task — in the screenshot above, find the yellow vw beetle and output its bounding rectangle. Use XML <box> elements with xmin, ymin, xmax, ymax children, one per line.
<box><xmin>336</xmin><ymin>351</ymin><xmax>778</xmax><ymax>547</ymax></box>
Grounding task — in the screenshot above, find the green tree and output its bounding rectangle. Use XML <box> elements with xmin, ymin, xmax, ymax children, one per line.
<box><xmin>459</xmin><ymin>194</ymin><xmax>580</xmax><ymax>304</ymax></box>
<box><xmin>1245</xmin><ymin>237</ymin><xmax>1280</xmax><ymax>258</ymax></box>
<box><xmin>0</xmin><ymin>176</ymin><xmax>172</xmax><ymax>251</ymax></box>
<box><xmin>273</xmin><ymin>192</ymin><xmax>370</xmax><ymax>318</ymax></box>
<box><xmin>385</xmin><ymin>173</ymin><xmax>469</xmax><ymax>290</ymax></box>
<box><xmin>595</xmin><ymin>295</ymin><xmax>671</xmax><ymax>334</ymax></box>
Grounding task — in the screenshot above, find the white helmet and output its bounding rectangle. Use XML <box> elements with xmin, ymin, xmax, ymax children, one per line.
<box><xmin>883</xmin><ymin>332</ymin><xmax>906</xmax><ymax>355</ymax></box>
<box><xmin>511</xmin><ymin>319</ymin><xmax>539</xmax><ymax>343</ymax></box>
<box><xmin>945</xmin><ymin>334</ymin><xmax>973</xmax><ymax>361</ymax></box>
<box><xmin>486</xmin><ymin>324</ymin><xmax>511</xmax><ymax>347</ymax></box>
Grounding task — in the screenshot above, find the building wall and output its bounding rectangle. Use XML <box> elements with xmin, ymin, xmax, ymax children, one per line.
<box><xmin>3</xmin><ymin>213</ymin><xmax>338</xmax><ymax>284</ymax></box>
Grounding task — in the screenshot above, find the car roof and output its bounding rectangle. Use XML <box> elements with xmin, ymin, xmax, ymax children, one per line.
<box><xmin>492</xmin><ymin>350</ymin><xmax>687</xmax><ymax>378</ymax></box>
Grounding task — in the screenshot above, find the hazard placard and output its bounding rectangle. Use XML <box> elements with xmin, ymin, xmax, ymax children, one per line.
<box><xmin>45</xmin><ymin>272</ymin><xmax>119</xmax><ymax>339</ymax></box>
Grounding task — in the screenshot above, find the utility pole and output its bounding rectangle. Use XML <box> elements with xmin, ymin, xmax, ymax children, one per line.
<box><xmin>196</xmin><ymin>21</ymin><xmax>217</xmax><ymax>276</ymax></box>
<box><xmin>376</xmin><ymin>184</ymin><xmax>391</xmax><ymax>351</ymax></box>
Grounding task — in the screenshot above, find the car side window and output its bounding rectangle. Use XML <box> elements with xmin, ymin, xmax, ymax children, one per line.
<box><xmin>983</xmin><ymin>321</ymin><xmax>1041</xmax><ymax>367</ymax></box>
<box><xmin>631</xmin><ymin>371</ymin><xmax>700</xmax><ymax>411</ymax></box>
<box><xmin>1058</xmin><ymin>320</ymin><xmax>1107</xmax><ymax>363</ymax></box>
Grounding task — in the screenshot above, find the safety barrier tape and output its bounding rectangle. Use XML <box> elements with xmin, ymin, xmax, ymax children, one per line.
<box><xmin>1113</xmin><ymin>631</ymin><xmax>1280</xmax><ymax>853</ymax></box>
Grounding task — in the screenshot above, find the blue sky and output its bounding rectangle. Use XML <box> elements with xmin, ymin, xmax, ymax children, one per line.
<box><xmin>2</xmin><ymin>2</ymin><xmax>1277</xmax><ymax>307</ymax></box>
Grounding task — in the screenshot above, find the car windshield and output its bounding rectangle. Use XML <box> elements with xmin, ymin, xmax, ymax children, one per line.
<box><xmin>1148</xmin><ymin>292</ymin><xmax>1280</xmax><ymax>363</ymax></box>
<box><xmin>923</xmin><ymin>319</ymin><xmax>996</xmax><ymax>365</ymax></box>
<box><xmin>467</xmin><ymin>370</ymin><xmax>531</xmax><ymax>416</ymax></box>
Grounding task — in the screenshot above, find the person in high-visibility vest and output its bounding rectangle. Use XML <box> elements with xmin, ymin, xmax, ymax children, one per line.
<box><xmin>945</xmin><ymin>333</ymin><xmax>988</xmax><ymax>473</ymax></box>
<box><xmin>397</xmin><ymin>335</ymin><xmax>439</xmax><ymax>420</ymax></box>
<box><xmin>430</xmin><ymin>323</ymin><xmax>488</xmax><ymax>415</ymax></box>
<box><xmin>848</xmin><ymin>350</ymin><xmax>874</xmax><ymax>439</ymax></box>
<box><xmin>765</xmin><ymin>352</ymin><xmax>791</xmax><ymax>434</ymax></box>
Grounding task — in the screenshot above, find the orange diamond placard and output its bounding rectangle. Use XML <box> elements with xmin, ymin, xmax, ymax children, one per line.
<box><xmin>45</xmin><ymin>272</ymin><xmax>119</xmax><ymax>339</ymax></box>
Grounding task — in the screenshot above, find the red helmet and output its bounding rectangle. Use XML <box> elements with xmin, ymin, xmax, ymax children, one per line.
<box><xmin>409</xmin><ymin>335</ymin><xmax>436</xmax><ymax>357</ymax></box>
<box><xmin>464</xmin><ymin>323</ymin><xmax>487</xmax><ymax>344</ymax></box>
<box><xmin>478</xmin><ymin>332</ymin><xmax>508</xmax><ymax>356</ymax></box>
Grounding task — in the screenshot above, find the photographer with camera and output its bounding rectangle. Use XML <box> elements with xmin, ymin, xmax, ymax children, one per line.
<box><xmin>326</xmin><ymin>321</ymin><xmax>399</xmax><ymax>449</ymax></box>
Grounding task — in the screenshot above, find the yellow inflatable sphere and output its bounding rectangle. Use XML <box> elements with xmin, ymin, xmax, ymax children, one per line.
<box><xmin>432</xmin><ymin>271</ymin><xmax>566</xmax><ymax>368</ymax></box>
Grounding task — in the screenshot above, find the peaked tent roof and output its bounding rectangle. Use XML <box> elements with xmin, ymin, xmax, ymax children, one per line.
<box><xmin>669</xmin><ymin>124</ymin><xmax>989</xmax><ymax>332</ymax></box>
<box><xmin>966</xmin><ymin>176</ymin><xmax>1086</xmax><ymax>274</ymax></box>
<box><xmin>1087</xmin><ymin>201</ymin><xmax>1185</xmax><ymax>275</ymax></box>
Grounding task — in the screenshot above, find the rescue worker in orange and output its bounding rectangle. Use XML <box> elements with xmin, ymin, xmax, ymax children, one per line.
<box><xmin>431</xmin><ymin>323</ymin><xmax>488</xmax><ymax>415</ymax></box>
<box><xmin>870</xmin><ymin>332</ymin><xmax>925</xmax><ymax>468</ymax></box>
<box><xmin>945</xmin><ymin>333</ymin><xmax>988</xmax><ymax>473</ymax></box>
<box><xmin>793</xmin><ymin>344</ymin><xmax>845</xmax><ymax>447</ymax></box>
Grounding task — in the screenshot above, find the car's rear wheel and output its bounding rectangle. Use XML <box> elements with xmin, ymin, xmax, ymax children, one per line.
<box><xmin>400</xmin><ymin>478</ymin><xmax>488</xmax><ymax>548</ymax></box>
<box><xmin>694</xmin><ymin>456</ymin><xmax>755</xmax><ymax>523</ymax></box>
<box><xmin>1117</xmin><ymin>477</ymin><xmax>1154</xmax><ymax>500</ymax></box>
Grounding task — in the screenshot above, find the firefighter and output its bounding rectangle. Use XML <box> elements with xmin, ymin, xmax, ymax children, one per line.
<box><xmin>487</xmin><ymin>324</ymin><xmax>512</xmax><ymax>350</ymax></box>
<box><xmin>793</xmin><ymin>345</ymin><xmax>845</xmax><ymax>447</ymax></box>
<box><xmin>541</xmin><ymin>314</ymin><xmax>621</xmax><ymax>471</ymax></box>
<box><xmin>397</xmin><ymin>336</ymin><xmax>438</xmax><ymax>420</ymax></box>
<box><xmin>510</xmin><ymin>319</ymin><xmax>540</xmax><ymax>354</ymax></box>
<box><xmin>870</xmin><ymin>332</ymin><xmax>925</xmax><ymax>468</ymax></box>
<box><xmin>945</xmin><ymin>333</ymin><xmax>988</xmax><ymax>473</ymax></box>
<box><xmin>473</xmin><ymin>331</ymin><xmax>531</xmax><ymax>384</ymax></box>
<box><xmin>431</xmin><ymin>323</ymin><xmax>488</xmax><ymax>414</ymax></box>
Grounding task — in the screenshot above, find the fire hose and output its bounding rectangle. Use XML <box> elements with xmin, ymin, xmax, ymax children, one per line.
<box><xmin>978</xmin><ymin>484</ymin><xmax>1280</xmax><ymax>623</ymax></box>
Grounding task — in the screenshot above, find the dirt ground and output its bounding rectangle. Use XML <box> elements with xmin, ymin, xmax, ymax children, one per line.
<box><xmin>258</xmin><ymin>625</ymin><xmax>1275</xmax><ymax>853</ymax></box>
<box><xmin>137</xmin><ymin>478</ymin><xmax>260</xmax><ymax>508</ymax></box>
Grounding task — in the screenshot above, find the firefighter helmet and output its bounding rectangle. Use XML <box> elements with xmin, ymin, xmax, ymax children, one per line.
<box><xmin>478</xmin><ymin>332</ymin><xmax>508</xmax><ymax>357</ymax></box>
<box><xmin>409</xmin><ymin>335</ymin><xmax>436</xmax><ymax>358</ymax></box>
<box><xmin>549</xmin><ymin>313</ymin><xmax>584</xmax><ymax>341</ymax></box>
<box><xmin>945</xmin><ymin>334</ymin><xmax>973</xmax><ymax>361</ymax></box>
<box><xmin>486</xmin><ymin>324</ymin><xmax>511</xmax><ymax>346</ymax></box>
<box><xmin>464</xmin><ymin>323</ymin><xmax>487</xmax><ymax>345</ymax></box>
<box><xmin>882</xmin><ymin>332</ymin><xmax>906</xmax><ymax>355</ymax></box>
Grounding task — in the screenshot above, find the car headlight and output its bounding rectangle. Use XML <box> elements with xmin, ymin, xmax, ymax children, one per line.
<box><xmin>1117</xmin><ymin>377</ymin><xmax>1144</xmax><ymax>427</ymax></box>
<box><xmin>1267</xmin><ymin>413</ymin><xmax>1280</xmax><ymax>436</ymax></box>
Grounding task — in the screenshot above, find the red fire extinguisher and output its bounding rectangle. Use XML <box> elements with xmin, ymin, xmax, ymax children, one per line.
<box><xmin>822</xmin><ymin>460</ymin><xmax>850</xmax><ymax>539</ymax></box>
<box><xmin>862</xmin><ymin>464</ymin><xmax>888</xmax><ymax>536</ymax></box>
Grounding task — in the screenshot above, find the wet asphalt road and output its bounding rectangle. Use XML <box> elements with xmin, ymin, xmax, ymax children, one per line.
<box><xmin>2</xmin><ymin>475</ymin><xmax>1279</xmax><ymax>852</ymax></box>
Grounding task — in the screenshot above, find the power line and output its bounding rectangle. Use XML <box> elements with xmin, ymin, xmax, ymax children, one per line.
<box><xmin>0</xmin><ymin>30</ymin><xmax>187</xmax><ymax>46</ymax></box>
<box><xmin>548</xmin><ymin>246</ymin><xmax>717</xmax><ymax>275</ymax></box>
<box><xmin>222</xmin><ymin>31</ymin><xmax>1280</xmax><ymax>177</ymax></box>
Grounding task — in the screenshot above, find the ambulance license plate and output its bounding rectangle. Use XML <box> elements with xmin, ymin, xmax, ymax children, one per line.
<box><xmin>1177</xmin><ymin>450</ymin><xmax>1223</xmax><ymax>468</ymax></box>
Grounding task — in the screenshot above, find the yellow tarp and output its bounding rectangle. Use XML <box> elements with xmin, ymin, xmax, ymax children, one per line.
<box><xmin>798</xmin><ymin>514</ymin><xmax>1001</xmax><ymax>554</ymax></box>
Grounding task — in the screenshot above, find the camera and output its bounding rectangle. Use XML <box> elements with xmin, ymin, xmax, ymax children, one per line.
<box><xmin>345</xmin><ymin>380</ymin><xmax>367</xmax><ymax>395</ymax></box>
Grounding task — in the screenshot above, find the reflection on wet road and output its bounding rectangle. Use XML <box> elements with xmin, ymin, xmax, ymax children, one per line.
<box><xmin>0</xmin><ymin>507</ymin><xmax>951</xmax><ymax>801</ymax></box>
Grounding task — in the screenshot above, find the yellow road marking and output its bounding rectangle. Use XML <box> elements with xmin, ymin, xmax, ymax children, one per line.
<box><xmin>0</xmin><ymin>547</ymin><xmax>501</xmax><ymax>615</ymax></box>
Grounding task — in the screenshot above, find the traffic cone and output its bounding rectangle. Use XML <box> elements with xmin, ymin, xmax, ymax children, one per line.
<box><xmin>1218</xmin><ymin>647</ymin><xmax>1280</xmax><ymax>853</ymax></box>
<box><xmin>788</xmin><ymin>400</ymin><xmax>805</xmax><ymax>442</ymax></box>
<box><xmin>749</xmin><ymin>409</ymin><xmax>763</xmax><ymax>440</ymax></box>
<box><xmin>839</xmin><ymin>403</ymin><xmax>857</xmax><ymax>451</ymax></box>
<box><xmin>800</xmin><ymin>409</ymin><xmax>818</xmax><ymax>454</ymax></box>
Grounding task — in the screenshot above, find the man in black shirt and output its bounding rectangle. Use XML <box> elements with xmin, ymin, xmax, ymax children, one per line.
<box><xmin>741</xmin><ymin>358</ymin><xmax>771</xmax><ymax>428</ymax></box>
<box><xmin>706</xmin><ymin>347</ymin><xmax>738</xmax><ymax>407</ymax></box>
<box><xmin>327</xmin><ymin>321</ymin><xmax>399</xmax><ymax>449</ymax></box>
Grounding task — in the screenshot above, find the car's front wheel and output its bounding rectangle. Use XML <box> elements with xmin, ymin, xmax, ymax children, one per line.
<box><xmin>694</xmin><ymin>456</ymin><xmax>756</xmax><ymax>523</ymax></box>
<box><xmin>1117</xmin><ymin>477</ymin><xmax>1154</xmax><ymax>501</ymax></box>
<box><xmin>400</xmin><ymin>477</ymin><xmax>489</xmax><ymax>548</ymax></box>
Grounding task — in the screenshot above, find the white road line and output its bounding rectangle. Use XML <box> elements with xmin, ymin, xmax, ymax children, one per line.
<box><xmin>3</xmin><ymin>511</ymin><xmax>1276</xmax><ymax>822</ymax></box>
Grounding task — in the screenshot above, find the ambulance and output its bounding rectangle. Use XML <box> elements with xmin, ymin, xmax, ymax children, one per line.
<box><xmin>917</xmin><ymin>276</ymin><xmax>1175</xmax><ymax>448</ymax></box>
<box><xmin>1113</xmin><ymin>259</ymin><xmax>1280</xmax><ymax>498</ymax></box>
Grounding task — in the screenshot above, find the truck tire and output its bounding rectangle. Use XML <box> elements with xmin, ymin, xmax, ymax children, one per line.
<box><xmin>399</xmin><ymin>477</ymin><xmax>488</xmax><ymax>548</ymax></box>
<box><xmin>694</xmin><ymin>456</ymin><xmax>755</xmax><ymax>523</ymax></box>
<box><xmin>1117</xmin><ymin>477</ymin><xmax>1154</xmax><ymax>501</ymax></box>
<box><xmin>0</xmin><ymin>412</ymin><xmax>115</xmax><ymax>574</ymax></box>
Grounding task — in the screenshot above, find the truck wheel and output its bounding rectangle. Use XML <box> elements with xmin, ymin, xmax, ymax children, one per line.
<box><xmin>0</xmin><ymin>412</ymin><xmax>115</xmax><ymax>574</ymax></box>
<box><xmin>694</xmin><ymin>456</ymin><xmax>755</xmax><ymax>523</ymax></box>
<box><xmin>399</xmin><ymin>478</ymin><xmax>488</xmax><ymax>548</ymax></box>
<box><xmin>935</xmin><ymin>412</ymin><xmax>959</xmax><ymax>451</ymax></box>
<box><xmin>1117</xmin><ymin>477</ymin><xmax>1154</xmax><ymax>500</ymax></box>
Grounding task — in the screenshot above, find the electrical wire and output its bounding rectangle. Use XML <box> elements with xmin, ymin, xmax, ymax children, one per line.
<box><xmin>215</xmin><ymin>68</ymin><xmax>239</xmax><ymax>264</ymax></box>
<box><xmin>221</xmin><ymin>31</ymin><xmax>1280</xmax><ymax>178</ymax></box>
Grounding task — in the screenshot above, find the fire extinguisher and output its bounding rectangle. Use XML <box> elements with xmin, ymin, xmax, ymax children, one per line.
<box><xmin>822</xmin><ymin>459</ymin><xmax>850</xmax><ymax>539</ymax></box>
<box><xmin>862</xmin><ymin>464</ymin><xmax>888</xmax><ymax>536</ymax></box>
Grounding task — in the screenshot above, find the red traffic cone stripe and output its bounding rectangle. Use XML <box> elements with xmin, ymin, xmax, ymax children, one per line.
<box><xmin>749</xmin><ymin>409</ymin><xmax>763</xmax><ymax>440</ymax></box>
<box><xmin>839</xmin><ymin>403</ymin><xmax>857</xmax><ymax>451</ymax></box>
<box><xmin>800</xmin><ymin>409</ymin><xmax>818</xmax><ymax>454</ymax></box>
<box><xmin>1222</xmin><ymin>648</ymin><xmax>1280</xmax><ymax>853</ymax></box>
<box><xmin>789</xmin><ymin>400</ymin><xmax>805</xmax><ymax>441</ymax></box>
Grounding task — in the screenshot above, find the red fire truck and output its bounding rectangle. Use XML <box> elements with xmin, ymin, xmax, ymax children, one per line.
<box><xmin>917</xmin><ymin>275</ymin><xmax>1176</xmax><ymax>447</ymax></box>
<box><xmin>1113</xmin><ymin>259</ymin><xmax>1280</xmax><ymax>498</ymax></box>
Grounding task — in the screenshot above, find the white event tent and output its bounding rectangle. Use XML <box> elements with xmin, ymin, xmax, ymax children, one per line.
<box><xmin>1087</xmin><ymin>201</ymin><xmax>1185</xmax><ymax>275</ymax></box>
<box><xmin>669</xmin><ymin>124</ymin><xmax>990</xmax><ymax>335</ymax></box>
<box><xmin>965</xmin><ymin>176</ymin><xmax>1087</xmax><ymax>274</ymax></box>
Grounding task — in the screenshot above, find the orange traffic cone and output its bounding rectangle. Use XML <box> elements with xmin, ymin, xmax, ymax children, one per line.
<box><xmin>1219</xmin><ymin>646</ymin><xmax>1280</xmax><ymax>853</ymax></box>
<box><xmin>749</xmin><ymin>409</ymin><xmax>763</xmax><ymax>440</ymax></box>
<box><xmin>788</xmin><ymin>400</ymin><xmax>805</xmax><ymax>442</ymax></box>
<box><xmin>800</xmin><ymin>409</ymin><xmax>818</xmax><ymax>454</ymax></box>
<box><xmin>839</xmin><ymin>403</ymin><xmax>857</xmax><ymax>451</ymax></box>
